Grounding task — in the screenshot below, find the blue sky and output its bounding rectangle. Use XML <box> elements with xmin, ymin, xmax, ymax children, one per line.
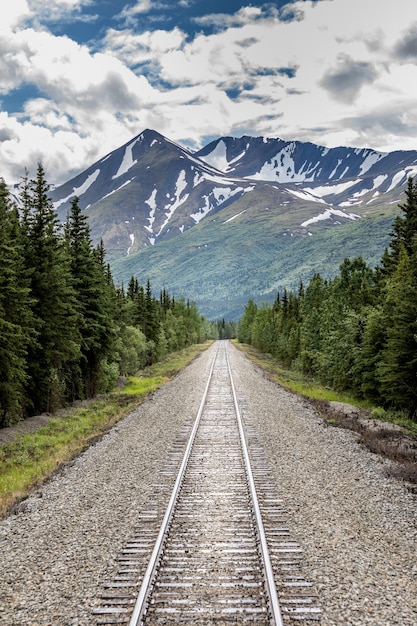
<box><xmin>1</xmin><ymin>0</ymin><xmax>417</xmax><ymax>183</ymax></box>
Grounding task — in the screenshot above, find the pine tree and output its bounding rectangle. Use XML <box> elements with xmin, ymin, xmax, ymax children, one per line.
<box><xmin>0</xmin><ymin>180</ymin><xmax>34</xmax><ymax>425</ymax></box>
<box><xmin>381</xmin><ymin>176</ymin><xmax>417</xmax><ymax>276</ymax></box>
<box><xmin>22</xmin><ymin>164</ymin><xmax>81</xmax><ymax>413</ymax></box>
<box><xmin>237</xmin><ymin>299</ymin><xmax>257</xmax><ymax>344</ymax></box>
<box><xmin>65</xmin><ymin>197</ymin><xmax>116</xmax><ymax>398</ymax></box>
<box><xmin>299</xmin><ymin>274</ymin><xmax>328</xmax><ymax>375</ymax></box>
<box><xmin>377</xmin><ymin>247</ymin><xmax>417</xmax><ymax>415</ymax></box>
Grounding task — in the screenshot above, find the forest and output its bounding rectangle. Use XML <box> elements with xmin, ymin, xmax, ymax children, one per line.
<box><xmin>0</xmin><ymin>165</ymin><xmax>217</xmax><ymax>428</ymax></box>
<box><xmin>238</xmin><ymin>177</ymin><xmax>417</xmax><ymax>420</ymax></box>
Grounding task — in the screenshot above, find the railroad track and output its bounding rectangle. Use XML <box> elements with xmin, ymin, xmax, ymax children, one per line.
<box><xmin>92</xmin><ymin>341</ymin><xmax>320</xmax><ymax>624</ymax></box>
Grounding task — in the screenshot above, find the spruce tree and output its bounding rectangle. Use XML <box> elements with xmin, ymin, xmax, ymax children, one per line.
<box><xmin>237</xmin><ymin>299</ymin><xmax>257</xmax><ymax>344</ymax></box>
<box><xmin>0</xmin><ymin>180</ymin><xmax>34</xmax><ymax>425</ymax></box>
<box><xmin>22</xmin><ymin>164</ymin><xmax>80</xmax><ymax>413</ymax></box>
<box><xmin>377</xmin><ymin>247</ymin><xmax>417</xmax><ymax>415</ymax></box>
<box><xmin>381</xmin><ymin>176</ymin><xmax>417</xmax><ymax>276</ymax></box>
<box><xmin>66</xmin><ymin>197</ymin><xmax>116</xmax><ymax>397</ymax></box>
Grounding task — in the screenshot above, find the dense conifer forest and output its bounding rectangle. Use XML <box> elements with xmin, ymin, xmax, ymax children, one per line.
<box><xmin>0</xmin><ymin>165</ymin><xmax>217</xmax><ymax>428</ymax></box>
<box><xmin>238</xmin><ymin>178</ymin><xmax>417</xmax><ymax>420</ymax></box>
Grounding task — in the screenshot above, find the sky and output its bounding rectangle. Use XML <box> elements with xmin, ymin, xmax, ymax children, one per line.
<box><xmin>1</xmin><ymin>0</ymin><xmax>417</xmax><ymax>184</ymax></box>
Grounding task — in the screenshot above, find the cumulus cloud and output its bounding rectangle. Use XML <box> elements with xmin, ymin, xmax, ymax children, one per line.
<box><xmin>193</xmin><ymin>6</ymin><xmax>264</xmax><ymax>30</ymax></box>
<box><xmin>320</xmin><ymin>55</ymin><xmax>379</xmax><ymax>104</ymax></box>
<box><xmin>393</xmin><ymin>22</ymin><xmax>417</xmax><ymax>62</ymax></box>
<box><xmin>103</xmin><ymin>26</ymin><xmax>185</xmax><ymax>70</ymax></box>
<box><xmin>28</xmin><ymin>0</ymin><xmax>94</xmax><ymax>21</ymax></box>
<box><xmin>339</xmin><ymin>99</ymin><xmax>417</xmax><ymax>150</ymax></box>
<box><xmin>117</xmin><ymin>0</ymin><xmax>174</xmax><ymax>26</ymax></box>
<box><xmin>119</xmin><ymin>0</ymin><xmax>152</xmax><ymax>18</ymax></box>
<box><xmin>1</xmin><ymin>0</ymin><xmax>30</xmax><ymax>30</ymax></box>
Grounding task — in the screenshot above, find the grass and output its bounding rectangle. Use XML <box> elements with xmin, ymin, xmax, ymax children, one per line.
<box><xmin>0</xmin><ymin>342</ymin><xmax>211</xmax><ymax>519</ymax></box>
<box><xmin>369</xmin><ymin>406</ymin><xmax>417</xmax><ymax>436</ymax></box>
<box><xmin>118</xmin><ymin>375</ymin><xmax>168</xmax><ymax>396</ymax></box>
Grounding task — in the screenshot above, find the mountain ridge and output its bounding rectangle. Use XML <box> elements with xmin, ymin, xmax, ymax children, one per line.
<box><xmin>44</xmin><ymin>129</ymin><xmax>417</xmax><ymax>318</ymax></box>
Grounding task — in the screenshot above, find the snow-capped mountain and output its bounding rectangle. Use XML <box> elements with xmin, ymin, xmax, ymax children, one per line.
<box><xmin>50</xmin><ymin>129</ymin><xmax>417</xmax><ymax>259</ymax></box>
<box><xmin>51</xmin><ymin>129</ymin><xmax>260</xmax><ymax>257</ymax></box>
<box><xmin>48</xmin><ymin>129</ymin><xmax>417</xmax><ymax>317</ymax></box>
<box><xmin>196</xmin><ymin>135</ymin><xmax>417</xmax><ymax>207</ymax></box>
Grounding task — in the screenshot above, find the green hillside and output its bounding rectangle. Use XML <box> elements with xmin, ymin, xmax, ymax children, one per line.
<box><xmin>111</xmin><ymin>200</ymin><xmax>398</xmax><ymax>320</ymax></box>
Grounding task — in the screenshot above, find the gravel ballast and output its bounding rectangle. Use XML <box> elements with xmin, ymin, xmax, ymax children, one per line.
<box><xmin>1</xmin><ymin>342</ymin><xmax>417</xmax><ymax>625</ymax></box>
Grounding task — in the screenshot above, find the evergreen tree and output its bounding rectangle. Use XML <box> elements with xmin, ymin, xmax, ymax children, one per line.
<box><xmin>381</xmin><ymin>176</ymin><xmax>417</xmax><ymax>276</ymax></box>
<box><xmin>299</xmin><ymin>274</ymin><xmax>329</xmax><ymax>375</ymax></box>
<box><xmin>377</xmin><ymin>247</ymin><xmax>417</xmax><ymax>415</ymax></box>
<box><xmin>237</xmin><ymin>299</ymin><xmax>257</xmax><ymax>344</ymax></box>
<box><xmin>335</xmin><ymin>257</ymin><xmax>376</xmax><ymax>311</ymax></box>
<box><xmin>22</xmin><ymin>164</ymin><xmax>80</xmax><ymax>413</ymax></box>
<box><xmin>65</xmin><ymin>197</ymin><xmax>116</xmax><ymax>398</ymax></box>
<box><xmin>0</xmin><ymin>180</ymin><xmax>34</xmax><ymax>425</ymax></box>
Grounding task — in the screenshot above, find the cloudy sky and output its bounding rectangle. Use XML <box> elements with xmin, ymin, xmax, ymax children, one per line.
<box><xmin>1</xmin><ymin>0</ymin><xmax>417</xmax><ymax>184</ymax></box>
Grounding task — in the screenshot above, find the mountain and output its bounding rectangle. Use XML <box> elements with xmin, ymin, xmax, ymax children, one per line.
<box><xmin>48</xmin><ymin>129</ymin><xmax>417</xmax><ymax>319</ymax></box>
<box><xmin>51</xmin><ymin>129</ymin><xmax>260</xmax><ymax>258</ymax></box>
<box><xmin>196</xmin><ymin>135</ymin><xmax>417</xmax><ymax>207</ymax></box>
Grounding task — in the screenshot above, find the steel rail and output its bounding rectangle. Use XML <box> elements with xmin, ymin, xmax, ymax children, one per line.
<box><xmin>128</xmin><ymin>343</ymin><xmax>219</xmax><ymax>626</ymax></box>
<box><xmin>225</xmin><ymin>345</ymin><xmax>284</xmax><ymax>626</ymax></box>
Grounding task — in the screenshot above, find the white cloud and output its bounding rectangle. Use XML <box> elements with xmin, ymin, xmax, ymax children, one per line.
<box><xmin>1</xmin><ymin>0</ymin><xmax>30</xmax><ymax>30</ymax></box>
<box><xmin>28</xmin><ymin>0</ymin><xmax>93</xmax><ymax>22</ymax></box>
<box><xmin>104</xmin><ymin>27</ymin><xmax>185</xmax><ymax>68</ymax></box>
<box><xmin>193</xmin><ymin>6</ymin><xmax>264</xmax><ymax>29</ymax></box>
<box><xmin>2</xmin><ymin>0</ymin><xmax>417</xmax><ymax>184</ymax></box>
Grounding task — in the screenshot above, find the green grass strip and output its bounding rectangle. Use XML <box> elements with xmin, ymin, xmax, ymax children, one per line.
<box><xmin>0</xmin><ymin>342</ymin><xmax>211</xmax><ymax>518</ymax></box>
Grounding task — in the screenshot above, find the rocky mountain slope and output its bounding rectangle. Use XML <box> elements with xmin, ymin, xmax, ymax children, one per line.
<box><xmin>47</xmin><ymin>129</ymin><xmax>417</xmax><ymax>318</ymax></box>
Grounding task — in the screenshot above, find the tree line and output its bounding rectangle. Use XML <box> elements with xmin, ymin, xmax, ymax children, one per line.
<box><xmin>238</xmin><ymin>177</ymin><xmax>417</xmax><ymax>419</ymax></box>
<box><xmin>0</xmin><ymin>164</ymin><xmax>217</xmax><ymax>428</ymax></box>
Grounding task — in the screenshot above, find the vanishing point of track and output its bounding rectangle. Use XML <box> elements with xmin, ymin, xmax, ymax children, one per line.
<box><xmin>92</xmin><ymin>341</ymin><xmax>320</xmax><ymax>624</ymax></box>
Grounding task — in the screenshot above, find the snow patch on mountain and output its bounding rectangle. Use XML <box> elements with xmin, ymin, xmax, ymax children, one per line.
<box><xmin>371</xmin><ymin>175</ymin><xmax>388</xmax><ymax>189</ymax></box>
<box><xmin>228</xmin><ymin>150</ymin><xmax>246</xmax><ymax>167</ymax></box>
<box><xmin>329</xmin><ymin>159</ymin><xmax>343</xmax><ymax>179</ymax></box>
<box><xmin>157</xmin><ymin>171</ymin><xmax>189</xmax><ymax>236</ymax></box>
<box><xmin>193</xmin><ymin>170</ymin><xmax>204</xmax><ymax>187</ymax></box>
<box><xmin>201</xmin><ymin>140</ymin><xmax>229</xmax><ymax>171</ymax></box>
<box><xmin>112</xmin><ymin>139</ymin><xmax>138</xmax><ymax>180</ymax></box>
<box><xmin>358</xmin><ymin>151</ymin><xmax>386</xmax><ymax>175</ymax></box>
<box><xmin>387</xmin><ymin>166</ymin><xmax>417</xmax><ymax>193</ymax></box>
<box><xmin>212</xmin><ymin>186</ymin><xmax>244</xmax><ymax>204</ymax></box>
<box><xmin>301</xmin><ymin>207</ymin><xmax>360</xmax><ymax>227</ymax></box>
<box><xmin>190</xmin><ymin>183</ymin><xmax>251</xmax><ymax>224</ymax></box>
<box><xmin>304</xmin><ymin>179</ymin><xmax>360</xmax><ymax>198</ymax></box>
<box><xmin>145</xmin><ymin>189</ymin><xmax>157</xmax><ymax>243</ymax></box>
<box><xmin>53</xmin><ymin>168</ymin><xmax>100</xmax><ymax>209</ymax></box>
<box><xmin>191</xmin><ymin>196</ymin><xmax>211</xmax><ymax>223</ymax></box>
<box><xmin>223</xmin><ymin>210</ymin><xmax>246</xmax><ymax>224</ymax></box>
<box><xmin>127</xmin><ymin>234</ymin><xmax>134</xmax><ymax>256</ymax></box>
<box><xmin>203</xmin><ymin>171</ymin><xmax>240</xmax><ymax>186</ymax></box>
<box><xmin>102</xmin><ymin>179</ymin><xmax>133</xmax><ymax>200</ymax></box>
<box><xmin>285</xmin><ymin>188</ymin><xmax>327</xmax><ymax>204</ymax></box>
<box><xmin>252</xmin><ymin>144</ymin><xmax>298</xmax><ymax>182</ymax></box>
<box><xmin>174</xmin><ymin>170</ymin><xmax>188</xmax><ymax>199</ymax></box>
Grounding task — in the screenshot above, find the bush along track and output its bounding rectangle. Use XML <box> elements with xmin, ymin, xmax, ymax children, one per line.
<box><xmin>0</xmin><ymin>342</ymin><xmax>211</xmax><ymax>519</ymax></box>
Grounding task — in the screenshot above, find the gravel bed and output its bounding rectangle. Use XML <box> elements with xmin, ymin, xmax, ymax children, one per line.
<box><xmin>1</xmin><ymin>342</ymin><xmax>417</xmax><ymax>625</ymax></box>
<box><xmin>229</xmin><ymin>345</ymin><xmax>417</xmax><ymax>625</ymax></box>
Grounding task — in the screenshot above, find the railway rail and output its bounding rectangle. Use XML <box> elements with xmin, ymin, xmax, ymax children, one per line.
<box><xmin>92</xmin><ymin>341</ymin><xmax>320</xmax><ymax>624</ymax></box>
